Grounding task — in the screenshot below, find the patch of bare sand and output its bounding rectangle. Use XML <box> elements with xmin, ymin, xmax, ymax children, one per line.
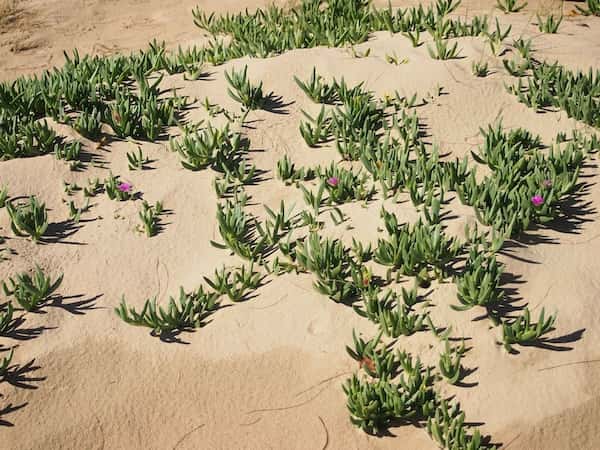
<box><xmin>1</xmin><ymin>1</ymin><xmax>600</xmax><ymax>449</ymax></box>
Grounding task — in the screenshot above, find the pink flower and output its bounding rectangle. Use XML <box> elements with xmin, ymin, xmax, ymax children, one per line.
<box><xmin>542</xmin><ymin>179</ymin><xmax>552</xmax><ymax>188</ymax></box>
<box><xmin>117</xmin><ymin>182</ymin><xmax>132</xmax><ymax>193</ymax></box>
<box><xmin>531</xmin><ymin>194</ymin><xmax>544</xmax><ymax>207</ymax></box>
<box><xmin>327</xmin><ymin>177</ymin><xmax>339</xmax><ymax>187</ymax></box>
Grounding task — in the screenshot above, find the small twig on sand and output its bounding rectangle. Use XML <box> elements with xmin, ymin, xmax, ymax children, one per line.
<box><xmin>538</xmin><ymin>358</ymin><xmax>600</xmax><ymax>372</ymax></box>
<box><xmin>318</xmin><ymin>416</ymin><xmax>329</xmax><ymax>450</ymax></box>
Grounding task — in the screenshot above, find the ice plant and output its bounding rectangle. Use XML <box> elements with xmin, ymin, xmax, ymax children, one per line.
<box><xmin>105</xmin><ymin>173</ymin><xmax>133</xmax><ymax>201</ymax></box>
<box><xmin>327</xmin><ymin>176</ymin><xmax>339</xmax><ymax>187</ymax></box>
<box><xmin>6</xmin><ymin>196</ymin><xmax>49</xmax><ymax>242</ymax></box>
<box><xmin>118</xmin><ymin>182</ymin><xmax>132</xmax><ymax>193</ymax></box>
<box><xmin>3</xmin><ymin>266</ymin><xmax>64</xmax><ymax>312</ymax></box>
<box><xmin>531</xmin><ymin>194</ymin><xmax>544</xmax><ymax>207</ymax></box>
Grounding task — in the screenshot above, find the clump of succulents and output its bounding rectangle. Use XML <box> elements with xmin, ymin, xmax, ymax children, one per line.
<box><xmin>453</xmin><ymin>246</ymin><xmax>504</xmax><ymax>312</ymax></box>
<box><xmin>537</xmin><ymin>14</ymin><xmax>562</xmax><ymax>33</ymax></box>
<box><xmin>299</xmin><ymin>106</ymin><xmax>333</xmax><ymax>147</ymax></box>
<box><xmin>104</xmin><ymin>173</ymin><xmax>133</xmax><ymax>201</ymax></box>
<box><xmin>6</xmin><ymin>196</ymin><xmax>49</xmax><ymax>242</ymax></box>
<box><xmin>438</xmin><ymin>339</ymin><xmax>465</xmax><ymax>384</ymax></box>
<box><xmin>496</xmin><ymin>0</ymin><xmax>527</xmax><ymax>13</ymax></box>
<box><xmin>276</xmin><ymin>155</ymin><xmax>315</xmax><ymax>184</ymax></box>
<box><xmin>170</xmin><ymin>123</ymin><xmax>248</xmax><ymax>174</ymax></box>
<box><xmin>472</xmin><ymin>61</ymin><xmax>488</xmax><ymax>77</ymax></box>
<box><xmin>3</xmin><ymin>265</ymin><xmax>63</xmax><ymax>312</ymax></box>
<box><xmin>374</xmin><ymin>211</ymin><xmax>462</xmax><ymax>284</ymax></box>
<box><xmin>501</xmin><ymin>308</ymin><xmax>557</xmax><ymax>352</ymax></box>
<box><xmin>294</xmin><ymin>67</ymin><xmax>337</xmax><ymax>104</ymax></box>
<box><xmin>204</xmin><ymin>263</ymin><xmax>264</xmax><ymax>302</ymax></box>
<box><xmin>139</xmin><ymin>201</ymin><xmax>164</xmax><ymax>237</ymax></box>
<box><xmin>316</xmin><ymin>163</ymin><xmax>375</xmax><ymax>204</ymax></box>
<box><xmin>224</xmin><ymin>65</ymin><xmax>266</xmax><ymax>110</ymax></box>
<box><xmin>294</xmin><ymin>232</ymin><xmax>358</xmax><ymax>303</ymax></box>
<box><xmin>0</xmin><ymin>303</ymin><xmax>14</xmax><ymax>334</ymax></box>
<box><xmin>427</xmin><ymin>37</ymin><xmax>461</xmax><ymax>60</ymax></box>
<box><xmin>127</xmin><ymin>146</ymin><xmax>150</xmax><ymax>170</ymax></box>
<box><xmin>211</xmin><ymin>200</ymin><xmax>268</xmax><ymax>261</ymax></box>
<box><xmin>576</xmin><ymin>0</ymin><xmax>600</xmax><ymax>16</ymax></box>
<box><xmin>115</xmin><ymin>286</ymin><xmax>219</xmax><ymax>334</ymax></box>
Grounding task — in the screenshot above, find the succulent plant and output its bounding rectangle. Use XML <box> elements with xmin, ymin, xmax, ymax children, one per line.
<box><xmin>509</xmin><ymin>61</ymin><xmax>600</xmax><ymax>128</ymax></box>
<box><xmin>346</xmin><ymin>330</ymin><xmax>401</xmax><ymax>379</ymax></box>
<box><xmin>2</xmin><ymin>265</ymin><xmax>63</xmax><ymax>312</ymax></box>
<box><xmin>351</xmin><ymin>238</ymin><xmax>372</xmax><ymax>264</ymax></box>
<box><xmin>55</xmin><ymin>141</ymin><xmax>82</xmax><ymax>170</ymax></box>
<box><xmin>6</xmin><ymin>196</ymin><xmax>49</xmax><ymax>242</ymax></box>
<box><xmin>378</xmin><ymin>301</ymin><xmax>428</xmax><ymax>337</ymax></box>
<box><xmin>171</xmin><ymin>123</ymin><xmax>247</xmax><ymax>173</ymax></box>
<box><xmin>127</xmin><ymin>146</ymin><xmax>149</xmax><ymax>170</ymax></box>
<box><xmin>374</xmin><ymin>215</ymin><xmax>461</xmax><ymax>282</ymax></box>
<box><xmin>427</xmin><ymin>37</ymin><xmax>461</xmax><ymax>60</ymax></box>
<box><xmin>295</xmin><ymin>232</ymin><xmax>357</xmax><ymax>303</ymax></box>
<box><xmin>503</xmin><ymin>58</ymin><xmax>530</xmax><ymax>77</ymax></box>
<box><xmin>73</xmin><ymin>108</ymin><xmax>103</xmax><ymax>140</ymax></box>
<box><xmin>537</xmin><ymin>14</ymin><xmax>562</xmax><ymax>33</ymax></box>
<box><xmin>0</xmin><ymin>302</ymin><xmax>14</xmax><ymax>334</ymax></box>
<box><xmin>343</xmin><ymin>375</ymin><xmax>399</xmax><ymax>434</ymax></box>
<box><xmin>512</xmin><ymin>37</ymin><xmax>533</xmax><ymax>59</ymax></box>
<box><xmin>104</xmin><ymin>173</ymin><xmax>133</xmax><ymax>201</ymax></box>
<box><xmin>67</xmin><ymin>198</ymin><xmax>90</xmax><ymax>224</ymax></box>
<box><xmin>299</xmin><ymin>181</ymin><xmax>326</xmax><ymax>215</ymax></box>
<box><xmin>576</xmin><ymin>0</ymin><xmax>600</xmax><ymax>16</ymax></box>
<box><xmin>438</xmin><ymin>339</ymin><xmax>465</xmax><ymax>384</ymax></box>
<box><xmin>211</xmin><ymin>200</ymin><xmax>268</xmax><ymax>260</ymax></box>
<box><xmin>0</xmin><ymin>348</ymin><xmax>14</xmax><ymax>378</ymax></box>
<box><xmin>293</xmin><ymin>68</ymin><xmax>337</xmax><ymax>104</ymax></box>
<box><xmin>107</xmin><ymin>90</ymin><xmax>141</xmax><ymax>138</ymax></box>
<box><xmin>502</xmin><ymin>308</ymin><xmax>557</xmax><ymax>352</ymax></box>
<box><xmin>139</xmin><ymin>200</ymin><xmax>164</xmax><ymax>237</ymax></box>
<box><xmin>257</xmin><ymin>200</ymin><xmax>301</xmax><ymax>244</ymax></box>
<box><xmin>115</xmin><ymin>286</ymin><xmax>219</xmax><ymax>334</ymax></box>
<box><xmin>472</xmin><ymin>61</ymin><xmax>488</xmax><ymax>77</ymax></box>
<box><xmin>316</xmin><ymin>163</ymin><xmax>375</xmax><ymax>204</ymax></box>
<box><xmin>453</xmin><ymin>247</ymin><xmax>503</xmax><ymax>311</ymax></box>
<box><xmin>224</xmin><ymin>65</ymin><xmax>265</xmax><ymax>110</ymax></box>
<box><xmin>403</xmin><ymin>30</ymin><xmax>421</xmax><ymax>47</ymax></box>
<box><xmin>427</xmin><ymin>400</ymin><xmax>494</xmax><ymax>449</ymax></box>
<box><xmin>496</xmin><ymin>0</ymin><xmax>527</xmax><ymax>12</ymax></box>
<box><xmin>299</xmin><ymin>106</ymin><xmax>333</xmax><ymax>147</ymax></box>
<box><xmin>0</xmin><ymin>185</ymin><xmax>9</xmax><ymax>208</ymax></box>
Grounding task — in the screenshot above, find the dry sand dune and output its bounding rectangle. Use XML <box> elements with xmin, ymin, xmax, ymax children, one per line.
<box><xmin>1</xmin><ymin>0</ymin><xmax>600</xmax><ymax>449</ymax></box>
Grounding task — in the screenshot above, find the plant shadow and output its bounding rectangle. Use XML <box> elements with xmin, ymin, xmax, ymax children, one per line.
<box><xmin>262</xmin><ymin>94</ymin><xmax>293</xmax><ymax>115</ymax></box>
<box><xmin>50</xmin><ymin>293</ymin><xmax>103</xmax><ymax>315</ymax></box>
<box><xmin>42</xmin><ymin>220</ymin><xmax>85</xmax><ymax>245</ymax></box>
<box><xmin>3</xmin><ymin>359</ymin><xmax>45</xmax><ymax>390</ymax></box>
<box><xmin>0</xmin><ymin>315</ymin><xmax>55</xmax><ymax>341</ymax></box>
<box><xmin>0</xmin><ymin>402</ymin><xmax>28</xmax><ymax>427</ymax></box>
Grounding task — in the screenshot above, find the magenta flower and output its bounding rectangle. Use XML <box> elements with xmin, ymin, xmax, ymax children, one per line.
<box><xmin>327</xmin><ymin>177</ymin><xmax>339</xmax><ymax>187</ymax></box>
<box><xmin>542</xmin><ymin>179</ymin><xmax>552</xmax><ymax>188</ymax></box>
<box><xmin>531</xmin><ymin>194</ymin><xmax>544</xmax><ymax>207</ymax></box>
<box><xmin>117</xmin><ymin>182</ymin><xmax>132</xmax><ymax>193</ymax></box>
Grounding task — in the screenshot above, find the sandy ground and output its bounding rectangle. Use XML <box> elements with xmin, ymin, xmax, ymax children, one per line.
<box><xmin>1</xmin><ymin>1</ymin><xmax>600</xmax><ymax>449</ymax></box>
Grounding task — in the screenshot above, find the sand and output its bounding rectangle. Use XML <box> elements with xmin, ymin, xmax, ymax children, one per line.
<box><xmin>0</xmin><ymin>0</ymin><xmax>600</xmax><ymax>449</ymax></box>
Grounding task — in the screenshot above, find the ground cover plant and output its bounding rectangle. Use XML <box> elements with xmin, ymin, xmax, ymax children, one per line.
<box><xmin>576</xmin><ymin>0</ymin><xmax>600</xmax><ymax>15</ymax></box>
<box><xmin>0</xmin><ymin>0</ymin><xmax>599</xmax><ymax>445</ymax></box>
<box><xmin>2</xmin><ymin>266</ymin><xmax>63</xmax><ymax>312</ymax></box>
<box><xmin>6</xmin><ymin>196</ymin><xmax>49</xmax><ymax>242</ymax></box>
<box><xmin>115</xmin><ymin>287</ymin><xmax>219</xmax><ymax>334</ymax></box>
